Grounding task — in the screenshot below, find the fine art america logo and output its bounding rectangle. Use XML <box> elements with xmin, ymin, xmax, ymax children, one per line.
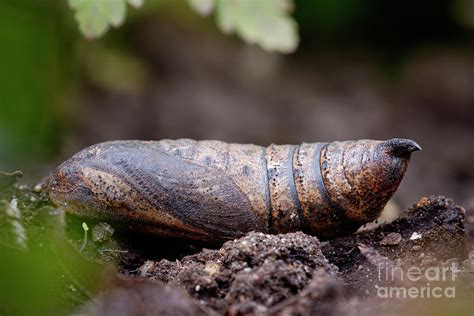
<box><xmin>375</xmin><ymin>262</ymin><xmax>458</xmax><ymax>299</ymax></box>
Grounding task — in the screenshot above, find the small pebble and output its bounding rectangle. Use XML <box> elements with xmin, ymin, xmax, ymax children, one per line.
<box><xmin>139</xmin><ymin>260</ymin><xmax>156</xmax><ymax>277</ymax></box>
<box><xmin>92</xmin><ymin>222</ymin><xmax>115</xmax><ymax>243</ymax></box>
<box><xmin>34</xmin><ymin>183</ymin><xmax>43</xmax><ymax>192</ymax></box>
<box><xmin>204</xmin><ymin>262</ymin><xmax>220</xmax><ymax>276</ymax></box>
<box><xmin>409</xmin><ymin>232</ymin><xmax>422</xmax><ymax>240</ymax></box>
<box><xmin>412</xmin><ymin>245</ymin><xmax>422</xmax><ymax>251</ymax></box>
<box><xmin>380</xmin><ymin>232</ymin><xmax>402</xmax><ymax>246</ymax></box>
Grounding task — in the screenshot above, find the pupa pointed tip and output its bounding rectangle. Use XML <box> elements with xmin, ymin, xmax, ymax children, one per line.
<box><xmin>383</xmin><ymin>138</ymin><xmax>422</xmax><ymax>157</ymax></box>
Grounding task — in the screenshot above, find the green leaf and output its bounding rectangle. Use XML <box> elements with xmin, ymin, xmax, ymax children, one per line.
<box><xmin>216</xmin><ymin>0</ymin><xmax>298</xmax><ymax>53</ymax></box>
<box><xmin>68</xmin><ymin>0</ymin><xmax>131</xmax><ymax>39</ymax></box>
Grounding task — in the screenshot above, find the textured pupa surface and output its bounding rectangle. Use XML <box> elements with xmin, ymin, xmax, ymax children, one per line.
<box><xmin>48</xmin><ymin>138</ymin><xmax>420</xmax><ymax>241</ymax></box>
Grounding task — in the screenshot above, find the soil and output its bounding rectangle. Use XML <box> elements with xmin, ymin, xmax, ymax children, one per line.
<box><xmin>79</xmin><ymin>195</ymin><xmax>472</xmax><ymax>315</ymax></box>
<box><xmin>137</xmin><ymin>232</ymin><xmax>337</xmax><ymax>313</ymax></box>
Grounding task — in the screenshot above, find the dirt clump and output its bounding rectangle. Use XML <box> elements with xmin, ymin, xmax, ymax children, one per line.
<box><xmin>137</xmin><ymin>232</ymin><xmax>338</xmax><ymax>313</ymax></box>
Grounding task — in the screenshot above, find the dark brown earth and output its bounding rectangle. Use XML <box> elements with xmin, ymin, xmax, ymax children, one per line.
<box><xmin>137</xmin><ymin>231</ymin><xmax>337</xmax><ymax>313</ymax></box>
<box><xmin>77</xmin><ymin>195</ymin><xmax>473</xmax><ymax>316</ymax></box>
<box><xmin>322</xmin><ymin>196</ymin><xmax>469</xmax><ymax>297</ymax></box>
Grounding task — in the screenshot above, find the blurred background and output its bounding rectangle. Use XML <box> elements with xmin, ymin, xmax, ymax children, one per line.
<box><xmin>1</xmin><ymin>0</ymin><xmax>474</xmax><ymax>211</ymax></box>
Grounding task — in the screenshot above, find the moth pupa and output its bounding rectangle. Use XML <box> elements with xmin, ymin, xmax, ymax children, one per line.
<box><xmin>48</xmin><ymin>138</ymin><xmax>420</xmax><ymax>241</ymax></box>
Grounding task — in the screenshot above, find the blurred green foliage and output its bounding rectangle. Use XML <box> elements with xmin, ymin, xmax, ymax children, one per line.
<box><xmin>0</xmin><ymin>0</ymin><xmax>73</xmax><ymax>170</ymax></box>
<box><xmin>0</xmin><ymin>188</ymin><xmax>77</xmax><ymax>315</ymax></box>
<box><xmin>0</xmin><ymin>246</ymin><xmax>69</xmax><ymax>315</ymax></box>
<box><xmin>0</xmin><ymin>185</ymin><xmax>112</xmax><ymax>315</ymax></box>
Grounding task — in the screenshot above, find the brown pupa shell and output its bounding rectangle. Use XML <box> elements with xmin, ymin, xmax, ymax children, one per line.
<box><xmin>47</xmin><ymin>138</ymin><xmax>420</xmax><ymax>241</ymax></box>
